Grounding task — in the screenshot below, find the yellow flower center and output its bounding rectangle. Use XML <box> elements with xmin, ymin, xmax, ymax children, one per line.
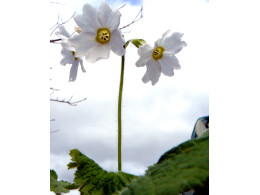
<box><xmin>152</xmin><ymin>46</ymin><xmax>165</xmax><ymax>61</ymax></box>
<box><xmin>72</xmin><ymin>51</ymin><xmax>78</xmax><ymax>61</ymax></box>
<box><xmin>96</xmin><ymin>28</ymin><xmax>111</xmax><ymax>44</ymax></box>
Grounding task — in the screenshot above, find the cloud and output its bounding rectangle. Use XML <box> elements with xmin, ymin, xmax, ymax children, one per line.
<box><xmin>107</xmin><ymin>0</ymin><xmax>143</xmax><ymax>6</ymax></box>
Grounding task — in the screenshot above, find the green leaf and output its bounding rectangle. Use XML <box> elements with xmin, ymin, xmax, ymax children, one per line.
<box><xmin>50</xmin><ymin>169</ymin><xmax>58</xmax><ymax>180</ymax></box>
<box><xmin>50</xmin><ymin>169</ymin><xmax>79</xmax><ymax>193</ymax></box>
<box><xmin>121</xmin><ymin>136</ymin><xmax>209</xmax><ymax>195</ymax></box>
<box><xmin>68</xmin><ymin>149</ymin><xmax>138</xmax><ymax>195</ymax></box>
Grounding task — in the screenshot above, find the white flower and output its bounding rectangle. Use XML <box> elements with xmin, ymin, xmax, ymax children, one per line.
<box><xmin>136</xmin><ymin>30</ymin><xmax>187</xmax><ymax>85</ymax></box>
<box><xmin>68</xmin><ymin>2</ymin><xmax>125</xmax><ymax>63</ymax></box>
<box><xmin>56</xmin><ymin>25</ymin><xmax>86</xmax><ymax>82</ymax></box>
<box><xmin>55</xmin><ymin>25</ymin><xmax>71</xmax><ymax>40</ymax></box>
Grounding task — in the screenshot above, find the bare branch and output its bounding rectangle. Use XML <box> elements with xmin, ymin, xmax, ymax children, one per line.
<box><xmin>61</xmin><ymin>12</ymin><xmax>77</xmax><ymax>25</ymax></box>
<box><xmin>50</xmin><ymin>96</ymin><xmax>87</xmax><ymax>106</ymax></box>
<box><xmin>116</xmin><ymin>3</ymin><xmax>126</xmax><ymax>11</ymax></box>
<box><xmin>50</xmin><ymin>87</ymin><xmax>59</xmax><ymax>91</ymax></box>
<box><xmin>50</xmin><ymin>38</ymin><xmax>62</xmax><ymax>43</ymax></box>
<box><xmin>119</xmin><ymin>5</ymin><xmax>143</xmax><ymax>30</ymax></box>
<box><xmin>50</xmin><ymin>12</ymin><xmax>77</xmax><ymax>36</ymax></box>
<box><xmin>50</xmin><ymin>13</ymin><xmax>60</xmax><ymax>31</ymax></box>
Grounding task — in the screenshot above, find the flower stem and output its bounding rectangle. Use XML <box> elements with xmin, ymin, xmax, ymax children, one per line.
<box><xmin>118</xmin><ymin>55</ymin><xmax>125</xmax><ymax>172</ymax></box>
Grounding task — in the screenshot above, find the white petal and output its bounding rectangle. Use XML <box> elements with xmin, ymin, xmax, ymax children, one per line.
<box><xmin>74</xmin><ymin>3</ymin><xmax>101</xmax><ymax>34</ymax></box>
<box><xmin>60</xmin><ymin>48</ymin><xmax>74</xmax><ymax>65</ymax></box>
<box><xmin>158</xmin><ymin>55</ymin><xmax>175</xmax><ymax>76</ymax></box>
<box><xmin>61</xmin><ymin>47</ymin><xmax>72</xmax><ymax>57</ymax></box>
<box><xmin>98</xmin><ymin>2</ymin><xmax>112</xmax><ymax>27</ymax></box>
<box><xmin>162</xmin><ymin>30</ymin><xmax>171</xmax><ymax>38</ymax></box>
<box><xmin>60</xmin><ymin>56</ymin><xmax>73</xmax><ymax>65</ymax></box>
<box><xmin>69</xmin><ymin>33</ymin><xmax>97</xmax><ymax>57</ymax></box>
<box><xmin>61</xmin><ymin>42</ymin><xmax>74</xmax><ymax>51</ymax></box>
<box><xmin>142</xmin><ymin>59</ymin><xmax>161</xmax><ymax>85</ymax></box>
<box><xmin>161</xmin><ymin>32</ymin><xmax>187</xmax><ymax>54</ymax></box>
<box><xmin>107</xmin><ymin>11</ymin><xmax>121</xmax><ymax>32</ymax></box>
<box><xmin>136</xmin><ymin>44</ymin><xmax>153</xmax><ymax>67</ymax></box>
<box><xmin>138</xmin><ymin>44</ymin><xmax>153</xmax><ymax>56</ymax></box>
<box><xmin>163</xmin><ymin>53</ymin><xmax>181</xmax><ymax>70</ymax></box>
<box><xmin>78</xmin><ymin>58</ymin><xmax>86</xmax><ymax>72</ymax></box>
<box><xmin>85</xmin><ymin>44</ymin><xmax>111</xmax><ymax>63</ymax></box>
<box><xmin>136</xmin><ymin>54</ymin><xmax>152</xmax><ymax>67</ymax></box>
<box><xmin>56</xmin><ymin>25</ymin><xmax>70</xmax><ymax>38</ymax></box>
<box><xmin>98</xmin><ymin>2</ymin><xmax>121</xmax><ymax>32</ymax></box>
<box><xmin>60</xmin><ymin>57</ymin><xmax>68</xmax><ymax>66</ymax></box>
<box><xmin>110</xmin><ymin>29</ymin><xmax>125</xmax><ymax>56</ymax></box>
<box><xmin>154</xmin><ymin>30</ymin><xmax>170</xmax><ymax>47</ymax></box>
<box><xmin>69</xmin><ymin>61</ymin><xmax>79</xmax><ymax>82</ymax></box>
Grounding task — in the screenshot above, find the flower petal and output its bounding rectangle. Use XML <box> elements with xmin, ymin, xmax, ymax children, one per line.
<box><xmin>74</xmin><ymin>3</ymin><xmax>101</xmax><ymax>34</ymax></box>
<box><xmin>69</xmin><ymin>61</ymin><xmax>79</xmax><ymax>82</ymax></box>
<box><xmin>136</xmin><ymin>54</ymin><xmax>152</xmax><ymax>67</ymax></box>
<box><xmin>138</xmin><ymin>43</ymin><xmax>153</xmax><ymax>56</ymax></box>
<box><xmin>98</xmin><ymin>2</ymin><xmax>112</xmax><ymax>27</ymax></box>
<box><xmin>60</xmin><ymin>48</ymin><xmax>74</xmax><ymax>65</ymax></box>
<box><xmin>78</xmin><ymin>58</ymin><xmax>86</xmax><ymax>72</ymax></box>
<box><xmin>107</xmin><ymin>12</ymin><xmax>121</xmax><ymax>32</ymax></box>
<box><xmin>161</xmin><ymin>32</ymin><xmax>187</xmax><ymax>54</ymax></box>
<box><xmin>158</xmin><ymin>55</ymin><xmax>175</xmax><ymax>76</ymax></box>
<box><xmin>98</xmin><ymin>2</ymin><xmax>121</xmax><ymax>32</ymax></box>
<box><xmin>60</xmin><ymin>57</ymin><xmax>69</xmax><ymax>66</ymax></box>
<box><xmin>60</xmin><ymin>56</ymin><xmax>75</xmax><ymax>66</ymax></box>
<box><xmin>69</xmin><ymin>33</ymin><xmax>97</xmax><ymax>57</ymax></box>
<box><xmin>154</xmin><ymin>30</ymin><xmax>170</xmax><ymax>48</ymax></box>
<box><xmin>56</xmin><ymin>25</ymin><xmax>71</xmax><ymax>38</ymax></box>
<box><xmin>110</xmin><ymin>29</ymin><xmax>125</xmax><ymax>56</ymax></box>
<box><xmin>136</xmin><ymin>44</ymin><xmax>153</xmax><ymax>67</ymax></box>
<box><xmin>142</xmin><ymin>59</ymin><xmax>161</xmax><ymax>85</ymax></box>
<box><xmin>85</xmin><ymin>43</ymin><xmax>111</xmax><ymax>63</ymax></box>
<box><xmin>61</xmin><ymin>47</ymin><xmax>72</xmax><ymax>57</ymax></box>
<box><xmin>61</xmin><ymin>42</ymin><xmax>74</xmax><ymax>51</ymax></box>
<box><xmin>163</xmin><ymin>53</ymin><xmax>181</xmax><ymax>70</ymax></box>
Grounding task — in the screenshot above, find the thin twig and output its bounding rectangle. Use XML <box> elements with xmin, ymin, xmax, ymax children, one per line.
<box><xmin>50</xmin><ymin>87</ymin><xmax>59</xmax><ymax>91</ymax></box>
<box><xmin>116</xmin><ymin>3</ymin><xmax>126</xmax><ymax>11</ymax></box>
<box><xmin>119</xmin><ymin>5</ymin><xmax>143</xmax><ymax>30</ymax></box>
<box><xmin>50</xmin><ymin>97</ymin><xmax>87</xmax><ymax>106</ymax></box>
<box><xmin>50</xmin><ymin>12</ymin><xmax>77</xmax><ymax>36</ymax></box>
<box><xmin>50</xmin><ymin>38</ymin><xmax>62</xmax><ymax>43</ymax></box>
<box><xmin>50</xmin><ymin>13</ymin><xmax>60</xmax><ymax>30</ymax></box>
<box><xmin>50</xmin><ymin>25</ymin><xmax>59</xmax><ymax>37</ymax></box>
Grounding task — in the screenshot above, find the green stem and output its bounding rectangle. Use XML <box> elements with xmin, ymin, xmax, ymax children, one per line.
<box><xmin>118</xmin><ymin>55</ymin><xmax>125</xmax><ymax>172</ymax></box>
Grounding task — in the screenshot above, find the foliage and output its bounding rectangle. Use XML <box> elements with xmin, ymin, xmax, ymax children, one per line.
<box><xmin>121</xmin><ymin>135</ymin><xmax>209</xmax><ymax>195</ymax></box>
<box><xmin>68</xmin><ymin>149</ymin><xmax>138</xmax><ymax>195</ymax></box>
<box><xmin>50</xmin><ymin>169</ymin><xmax>79</xmax><ymax>194</ymax></box>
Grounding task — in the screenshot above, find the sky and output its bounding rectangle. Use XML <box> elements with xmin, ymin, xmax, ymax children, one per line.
<box><xmin>1</xmin><ymin>0</ymin><xmax>260</xmax><ymax>195</ymax></box>
<box><xmin>49</xmin><ymin>0</ymin><xmax>209</xmax><ymax>194</ymax></box>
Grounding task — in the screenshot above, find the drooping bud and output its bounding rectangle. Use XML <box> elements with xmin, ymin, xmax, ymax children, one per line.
<box><xmin>131</xmin><ymin>39</ymin><xmax>146</xmax><ymax>48</ymax></box>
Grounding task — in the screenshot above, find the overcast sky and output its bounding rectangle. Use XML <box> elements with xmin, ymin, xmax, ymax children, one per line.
<box><xmin>49</xmin><ymin>0</ymin><xmax>209</xmax><ymax>194</ymax></box>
